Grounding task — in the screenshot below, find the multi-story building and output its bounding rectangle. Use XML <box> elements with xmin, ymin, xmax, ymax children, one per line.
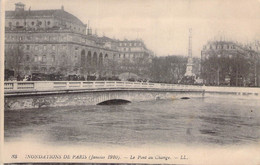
<box><xmin>117</xmin><ymin>39</ymin><xmax>154</xmax><ymax>61</ymax></box>
<box><xmin>5</xmin><ymin>2</ymin><xmax>153</xmax><ymax>80</ymax></box>
<box><xmin>201</xmin><ymin>40</ymin><xmax>260</xmax><ymax>86</ymax></box>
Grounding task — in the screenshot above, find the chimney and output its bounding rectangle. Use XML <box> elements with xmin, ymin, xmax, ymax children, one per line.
<box><xmin>15</xmin><ymin>2</ymin><xmax>25</xmax><ymax>12</ymax></box>
<box><xmin>61</xmin><ymin>5</ymin><xmax>64</xmax><ymax>10</ymax></box>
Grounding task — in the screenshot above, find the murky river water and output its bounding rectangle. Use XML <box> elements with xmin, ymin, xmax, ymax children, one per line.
<box><xmin>4</xmin><ymin>96</ymin><xmax>260</xmax><ymax>146</ymax></box>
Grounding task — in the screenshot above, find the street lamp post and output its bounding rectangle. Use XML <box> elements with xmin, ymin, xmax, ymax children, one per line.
<box><xmin>228</xmin><ymin>54</ymin><xmax>232</xmax><ymax>86</ymax></box>
<box><xmin>217</xmin><ymin>54</ymin><xmax>221</xmax><ymax>86</ymax></box>
<box><xmin>235</xmin><ymin>55</ymin><xmax>238</xmax><ymax>86</ymax></box>
<box><xmin>16</xmin><ymin>36</ymin><xmax>22</xmax><ymax>80</ymax></box>
<box><xmin>254</xmin><ymin>56</ymin><xmax>257</xmax><ymax>86</ymax></box>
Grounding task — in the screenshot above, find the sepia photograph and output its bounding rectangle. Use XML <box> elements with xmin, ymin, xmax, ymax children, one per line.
<box><xmin>1</xmin><ymin>0</ymin><xmax>260</xmax><ymax>164</ymax></box>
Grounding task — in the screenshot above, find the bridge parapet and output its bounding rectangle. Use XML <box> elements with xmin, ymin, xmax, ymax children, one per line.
<box><xmin>4</xmin><ymin>81</ymin><xmax>203</xmax><ymax>94</ymax></box>
<box><xmin>4</xmin><ymin>81</ymin><xmax>259</xmax><ymax>110</ymax></box>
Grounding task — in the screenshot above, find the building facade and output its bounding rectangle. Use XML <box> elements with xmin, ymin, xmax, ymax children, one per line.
<box><xmin>5</xmin><ymin>3</ymin><xmax>153</xmax><ymax>80</ymax></box>
<box><xmin>117</xmin><ymin>39</ymin><xmax>153</xmax><ymax>61</ymax></box>
<box><xmin>201</xmin><ymin>41</ymin><xmax>260</xmax><ymax>86</ymax></box>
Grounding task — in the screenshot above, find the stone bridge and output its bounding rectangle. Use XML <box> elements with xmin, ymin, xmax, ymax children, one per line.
<box><xmin>4</xmin><ymin>81</ymin><xmax>205</xmax><ymax>110</ymax></box>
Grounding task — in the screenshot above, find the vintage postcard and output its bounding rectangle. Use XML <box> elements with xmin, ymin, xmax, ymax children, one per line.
<box><xmin>1</xmin><ymin>0</ymin><xmax>260</xmax><ymax>164</ymax></box>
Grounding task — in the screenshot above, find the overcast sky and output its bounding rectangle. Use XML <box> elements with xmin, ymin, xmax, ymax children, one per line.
<box><xmin>4</xmin><ymin>0</ymin><xmax>260</xmax><ymax>57</ymax></box>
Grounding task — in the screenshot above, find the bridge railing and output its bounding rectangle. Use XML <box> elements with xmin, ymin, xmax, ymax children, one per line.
<box><xmin>4</xmin><ymin>81</ymin><xmax>203</xmax><ymax>93</ymax></box>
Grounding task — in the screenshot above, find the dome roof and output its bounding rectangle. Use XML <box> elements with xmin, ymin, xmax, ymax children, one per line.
<box><xmin>6</xmin><ymin>8</ymin><xmax>85</xmax><ymax>26</ymax></box>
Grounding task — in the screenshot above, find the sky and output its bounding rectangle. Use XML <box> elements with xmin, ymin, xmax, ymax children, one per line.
<box><xmin>4</xmin><ymin>0</ymin><xmax>260</xmax><ymax>57</ymax></box>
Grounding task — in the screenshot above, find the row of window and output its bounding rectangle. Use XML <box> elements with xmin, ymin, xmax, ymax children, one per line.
<box><xmin>122</xmin><ymin>47</ymin><xmax>144</xmax><ymax>52</ymax></box>
<box><xmin>9</xmin><ymin>44</ymin><xmax>64</xmax><ymax>51</ymax></box>
<box><xmin>123</xmin><ymin>47</ymin><xmax>131</xmax><ymax>51</ymax></box>
<box><xmin>81</xmin><ymin>52</ymin><xmax>143</xmax><ymax>59</ymax></box>
<box><xmin>31</xmin><ymin>52</ymin><xmax>142</xmax><ymax>61</ymax></box>
<box><xmin>119</xmin><ymin>42</ymin><xmax>142</xmax><ymax>47</ymax></box>
<box><xmin>6</xmin><ymin>35</ymin><xmax>147</xmax><ymax>52</ymax></box>
<box><xmin>64</xmin><ymin>23</ymin><xmax>85</xmax><ymax>33</ymax></box>
<box><xmin>6</xmin><ymin>35</ymin><xmax>68</xmax><ymax>42</ymax></box>
<box><xmin>7</xmin><ymin>43</ymin><xmax>146</xmax><ymax>59</ymax></box>
<box><xmin>6</xmin><ymin>35</ymin><xmax>90</xmax><ymax>46</ymax></box>
<box><xmin>202</xmin><ymin>54</ymin><xmax>234</xmax><ymax>59</ymax></box>
<box><xmin>80</xmin><ymin>52</ymin><xmax>143</xmax><ymax>60</ymax></box>
<box><xmin>8</xmin><ymin>20</ymin><xmax>85</xmax><ymax>33</ymax></box>
<box><xmin>115</xmin><ymin>53</ymin><xmax>142</xmax><ymax>59</ymax></box>
<box><xmin>206</xmin><ymin>44</ymin><xmax>235</xmax><ymax>50</ymax></box>
<box><xmin>9</xmin><ymin>21</ymin><xmax>51</xmax><ymax>27</ymax></box>
<box><xmin>33</xmin><ymin>45</ymin><xmax>58</xmax><ymax>51</ymax></box>
<box><xmin>32</xmin><ymin>55</ymin><xmax>55</xmax><ymax>62</ymax></box>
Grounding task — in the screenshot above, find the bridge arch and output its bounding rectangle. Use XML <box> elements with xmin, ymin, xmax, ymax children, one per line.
<box><xmin>97</xmin><ymin>99</ymin><xmax>131</xmax><ymax>105</ymax></box>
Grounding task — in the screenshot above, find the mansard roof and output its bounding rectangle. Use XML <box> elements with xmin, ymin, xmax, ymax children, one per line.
<box><xmin>6</xmin><ymin>9</ymin><xmax>85</xmax><ymax>26</ymax></box>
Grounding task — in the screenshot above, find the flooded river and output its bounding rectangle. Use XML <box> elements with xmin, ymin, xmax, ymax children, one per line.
<box><xmin>4</xmin><ymin>96</ymin><xmax>260</xmax><ymax>146</ymax></box>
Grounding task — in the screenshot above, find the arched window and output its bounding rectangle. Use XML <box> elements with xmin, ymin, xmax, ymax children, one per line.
<box><xmin>81</xmin><ymin>50</ymin><xmax>86</xmax><ymax>68</ymax></box>
<box><xmin>87</xmin><ymin>51</ymin><xmax>92</xmax><ymax>65</ymax></box>
<box><xmin>99</xmin><ymin>53</ymin><xmax>103</xmax><ymax>67</ymax></box>
<box><xmin>93</xmin><ymin>52</ymin><xmax>98</xmax><ymax>67</ymax></box>
<box><xmin>31</xmin><ymin>21</ymin><xmax>34</xmax><ymax>26</ymax></box>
